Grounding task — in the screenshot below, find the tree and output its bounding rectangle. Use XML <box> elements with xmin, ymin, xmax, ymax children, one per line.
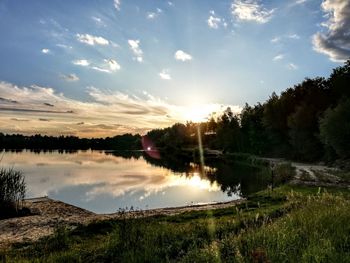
<box><xmin>320</xmin><ymin>98</ymin><xmax>350</xmax><ymax>159</ymax></box>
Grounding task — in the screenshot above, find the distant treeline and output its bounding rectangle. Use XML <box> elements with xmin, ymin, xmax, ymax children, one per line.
<box><xmin>1</xmin><ymin>61</ymin><xmax>349</xmax><ymax>162</ymax></box>
<box><xmin>145</xmin><ymin>60</ymin><xmax>350</xmax><ymax>162</ymax></box>
<box><xmin>0</xmin><ymin>133</ymin><xmax>141</xmax><ymax>150</ymax></box>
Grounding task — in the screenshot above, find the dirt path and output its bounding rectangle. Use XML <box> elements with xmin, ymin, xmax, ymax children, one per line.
<box><xmin>261</xmin><ymin>157</ymin><xmax>349</xmax><ymax>188</ymax></box>
<box><xmin>0</xmin><ymin>197</ymin><xmax>244</xmax><ymax>248</ymax></box>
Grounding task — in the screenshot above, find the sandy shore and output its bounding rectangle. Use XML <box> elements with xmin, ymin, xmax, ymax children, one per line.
<box><xmin>0</xmin><ymin>197</ymin><xmax>244</xmax><ymax>248</ymax></box>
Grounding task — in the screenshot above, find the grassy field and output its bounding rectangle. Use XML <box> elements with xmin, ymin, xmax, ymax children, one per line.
<box><xmin>1</xmin><ymin>185</ymin><xmax>349</xmax><ymax>262</ymax></box>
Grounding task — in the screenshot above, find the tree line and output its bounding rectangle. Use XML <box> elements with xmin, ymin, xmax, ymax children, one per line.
<box><xmin>145</xmin><ymin>60</ymin><xmax>350</xmax><ymax>162</ymax></box>
<box><xmin>1</xmin><ymin>60</ymin><xmax>349</xmax><ymax>161</ymax></box>
<box><xmin>0</xmin><ymin>133</ymin><xmax>141</xmax><ymax>151</ymax></box>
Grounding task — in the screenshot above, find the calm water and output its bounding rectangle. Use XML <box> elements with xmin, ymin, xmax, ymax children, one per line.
<box><xmin>1</xmin><ymin>150</ymin><xmax>270</xmax><ymax>214</ymax></box>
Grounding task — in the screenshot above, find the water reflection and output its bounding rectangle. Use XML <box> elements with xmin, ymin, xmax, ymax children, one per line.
<box><xmin>0</xmin><ymin>150</ymin><xmax>269</xmax><ymax>213</ymax></box>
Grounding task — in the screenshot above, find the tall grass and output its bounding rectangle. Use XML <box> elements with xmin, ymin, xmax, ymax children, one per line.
<box><xmin>0</xmin><ymin>168</ymin><xmax>26</xmax><ymax>218</ymax></box>
<box><xmin>217</xmin><ymin>193</ymin><xmax>350</xmax><ymax>262</ymax></box>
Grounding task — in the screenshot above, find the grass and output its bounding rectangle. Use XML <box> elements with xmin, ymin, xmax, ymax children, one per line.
<box><xmin>2</xmin><ymin>185</ymin><xmax>349</xmax><ymax>262</ymax></box>
<box><xmin>0</xmin><ymin>168</ymin><xmax>27</xmax><ymax>219</ymax></box>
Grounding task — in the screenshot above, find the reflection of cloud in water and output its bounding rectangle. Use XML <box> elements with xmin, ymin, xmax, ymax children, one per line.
<box><xmin>1</xmin><ymin>150</ymin><xmax>222</xmax><ymax>201</ymax></box>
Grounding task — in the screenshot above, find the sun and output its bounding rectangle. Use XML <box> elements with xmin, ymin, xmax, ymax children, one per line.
<box><xmin>182</xmin><ymin>104</ymin><xmax>219</xmax><ymax>122</ymax></box>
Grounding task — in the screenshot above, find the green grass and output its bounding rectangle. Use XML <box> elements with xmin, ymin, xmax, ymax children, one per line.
<box><xmin>2</xmin><ymin>186</ymin><xmax>350</xmax><ymax>262</ymax></box>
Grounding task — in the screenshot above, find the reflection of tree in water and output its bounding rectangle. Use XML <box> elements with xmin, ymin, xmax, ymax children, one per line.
<box><xmin>107</xmin><ymin>150</ymin><xmax>270</xmax><ymax>197</ymax></box>
<box><xmin>106</xmin><ymin>150</ymin><xmax>143</xmax><ymax>160</ymax></box>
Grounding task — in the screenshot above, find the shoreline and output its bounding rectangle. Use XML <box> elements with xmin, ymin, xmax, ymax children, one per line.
<box><xmin>0</xmin><ymin>197</ymin><xmax>245</xmax><ymax>248</ymax></box>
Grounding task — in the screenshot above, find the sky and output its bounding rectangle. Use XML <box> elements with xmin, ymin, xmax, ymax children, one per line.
<box><xmin>0</xmin><ymin>0</ymin><xmax>349</xmax><ymax>137</ymax></box>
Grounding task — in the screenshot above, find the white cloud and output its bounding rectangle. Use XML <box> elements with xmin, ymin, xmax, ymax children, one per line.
<box><xmin>92</xmin><ymin>16</ymin><xmax>106</xmax><ymax>27</ymax></box>
<box><xmin>92</xmin><ymin>16</ymin><xmax>102</xmax><ymax>23</ymax></box>
<box><xmin>41</xmin><ymin>48</ymin><xmax>50</xmax><ymax>54</ymax></box>
<box><xmin>174</xmin><ymin>50</ymin><xmax>192</xmax><ymax>61</ymax></box>
<box><xmin>312</xmin><ymin>0</ymin><xmax>350</xmax><ymax>62</ymax></box>
<box><xmin>159</xmin><ymin>69</ymin><xmax>171</xmax><ymax>80</ymax></box>
<box><xmin>147</xmin><ymin>12</ymin><xmax>157</xmax><ymax>19</ymax></box>
<box><xmin>56</xmin><ymin>44</ymin><xmax>73</xmax><ymax>49</ymax></box>
<box><xmin>147</xmin><ymin>8</ymin><xmax>162</xmax><ymax>19</ymax></box>
<box><xmin>207</xmin><ymin>11</ymin><xmax>222</xmax><ymax>29</ymax></box>
<box><xmin>168</xmin><ymin>1</ymin><xmax>174</xmax><ymax>6</ymax></box>
<box><xmin>73</xmin><ymin>58</ymin><xmax>120</xmax><ymax>73</ymax></box>
<box><xmin>273</xmin><ymin>54</ymin><xmax>284</xmax><ymax>61</ymax></box>
<box><xmin>91</xmin><ymin>67</ymin><xmax>111</xmax><ymax>73</ymax></box>
<box><xmin>128</xmin><ymin>40</ymin><xmax>143</xmax><ymax>62</ymax></box>
<box><xmin>295</xmin><ymin>0</ymin><xmax>308</xmax><ymax>4</ymax></box>
<box><xmin>270</xmin><ymin>36</ymin><xmax>280</xmax><ymax>43</ymax></box>
<box><xmin>60</xmin><ymin>73</ymin><xmax>79</xmax><ymax>82</ymax></box>
<box><xmin>72</xmin><ymin>59</ymin><xmax>90</xmax><ymax>66</ymax></box>
<box><xmin>76</xmin><ymin>34</ymin><xmax>109</xmax><ymax>46</ymax></box>
<box><xmin>288</xmin><ymin>34</ymin><xmax>300</xmax><ymax>39</ymax></box>
<box><xmin>105</xmin><ymin>59</ymin><xmax>121</xmax><ymax>71</ymax></box>
<box><xmin>287</xmin><ymin>63</ymin><xmax>298</xmax><ymax>70</ymax></box>
<box><xmin>114</xmin><ymin>0</ymin><xmax>121</xmax><ymax>11</ymax></box>
<box><xmin>271</xmin><ymin>34</ymin><xmax>300</xmax><ymax>44</ymax></box>
<box><xmin>231</xmin><ymin>0</ymin><xmax>275</xmax><ymax>24</ymax></box>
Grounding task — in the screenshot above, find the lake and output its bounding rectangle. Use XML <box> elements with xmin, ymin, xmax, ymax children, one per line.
<box><xmin>0</xmin><ymin>150</ymin><xmax>270</xmax><ymax>214</ymax></box>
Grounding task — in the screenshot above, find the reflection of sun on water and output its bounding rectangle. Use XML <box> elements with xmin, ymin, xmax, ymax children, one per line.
<box><xmin>170</xmin><ymin>173</ymin><xmax>220</xmax><ymax>192</ymax></box>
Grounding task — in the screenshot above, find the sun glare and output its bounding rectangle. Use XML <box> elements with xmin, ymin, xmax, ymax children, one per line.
<box><xmin>182</xmin><ymin>104</ymin><xmax>219</xmax><ymax>122</ymax></box>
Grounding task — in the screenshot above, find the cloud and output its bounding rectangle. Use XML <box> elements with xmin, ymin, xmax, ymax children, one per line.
<box><xmin>105</xmin><ymin>59</ymin><xmax>121</xmax><ymax>71</ymax></box>
<box><xmin>73</xmin><ymin>59</ymin><xmax>120</xmax><ymax>73</ymax></box>
<box><xmin>91</xmin><ymin>67</ymin><xmax>111</xmax><ymax>73</ymax></box>
<box><xmin>174</xmin><ymin>50</ymin><xmax>192</xmax><ymax>61</ymax></box>
<box><xmin>271</xmin><ymin>34</ymin><xmax>300</xmax><ymax>43</ymax></box>
<box><xmin>60</xmin><ymin>73</ymin><xmax>79</xmax><ymax>82</ymax></box>
<box><xmin>270</xmin><ymin>37</ymin><xmax>280</xmax><ymax>43</ymax></box>
<box><xmin>92</xmin><ymin>16</ymin><xmax>106</xmax><ymax>27</ymax></box>
<box><xmin>128</xmin><ymin>40</ymin><xmax>143</xmax><ymax>62</ymax></box>
<box><xmin>72</xmin><ymin>59</ymin><xmax>90</xmax><ymax>66</ymax></box>
<box><xmin>159</xmin><ymin>69</ymin><xmax>171</xmax><ymax>80</ymax></box>
<box><xmin>147</xmin><ymin>12</ymin><xmax>157</xmax><ymax>19</ymax></box>
<box><xmin>312</xmin><ymin>0</ymin><xmax>350</xmax><ymax>62</ymax></box>
<box><xmin>114</xmin><ymin>0</ymin><xmax>121</xmax><ymax>11</ymax></box>
<box><xmin>207</xmin><ymin>11</ymin><xmax>222</xmax><ymax>29</ymax></box>
<box><xmin>92</xmin><ymin>59</ymin><xmax>120</xmax><ymax>74</ymax></box>
<box><xmin>288</xmin><ymin>34</ymin><xmax>300</xmax><ymax>39</ymax></box>
<box><xmin>273</xmin><ymin>54</ymin><xmax>284</xmax><ymax>61</ymax></box>
<box><xmin>147</xmin><ymin>8</ymin><xmax>162</xmax><ymax>19</ymax></box>
<box><xmin>41</xmin><ymin>48</ymin><xmax>50</xmax><ymax>54</ymax></box>
<box><xmin>231</xmin><ymin>0</ymin><xmax>275</xmax><ymax>24</ymax></box>
<box><xmin>287</xmin><ymin>63</ymin><xmax>298</xmax><ymax>70</ymax></box>
<box><xmin>0</xmin><ymin>81</ymin><xmax>240</xmax><ymax>137</ymax></box>
<box><xmin>56</xmin><ymin>44</ymin><xmax>73</xmax><ymax>50</ymax></box>
<box><xmin>76</xmin><ymin>34</ymin><xmax>109</xmax><ymax>46</ymax></box>
<box><xmin>295</xmin><ymin>0</ymin><xmax>308</xmax><ymax>4</ymax></box>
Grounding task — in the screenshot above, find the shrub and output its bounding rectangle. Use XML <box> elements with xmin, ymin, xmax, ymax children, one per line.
<box><xmin>272</xmin><ymin>162</ymin><xmax>295</xmax><ymax>186</ymax></box>
<box><xmin>0</xmin><ymin>168</ymin><xmax>26</xmax><ymax>218</ymax></box>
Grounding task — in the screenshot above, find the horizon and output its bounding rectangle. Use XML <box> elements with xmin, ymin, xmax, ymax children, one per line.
<box><xmin>0</xmin><ymin>0</ymin><xmax>349</xmax><ymax>137</ymax></box>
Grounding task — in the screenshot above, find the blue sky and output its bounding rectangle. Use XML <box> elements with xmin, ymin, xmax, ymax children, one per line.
<box><xmin>0</xmin><ymin>0</ymin><xmax>349</xmax><ymax>137</ymax></box>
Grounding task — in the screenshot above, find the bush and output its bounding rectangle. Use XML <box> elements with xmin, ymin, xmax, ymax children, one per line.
<box><xmin>0</xmin><ymin>168</ymin><xmax>26</xmax><ymax>218</ymax></box>
<box><xmin>273</xmin><ymin>162</ymin><xmax>295</xmax><ymax>185</ymax></box>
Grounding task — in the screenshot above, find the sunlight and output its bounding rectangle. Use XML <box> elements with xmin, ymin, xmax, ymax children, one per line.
<box><xmin>181</xmin><ymin>104</ymin><xmax>219</xmax><ymax>122</ymax></box>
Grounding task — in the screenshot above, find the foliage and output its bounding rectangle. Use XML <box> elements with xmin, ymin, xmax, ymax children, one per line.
<box><xmin>0</xmin><ymin>168</ymin><xmax>26</xmax><ymax>218</ymax></box>
<box><xmin>320</xmin><ymin>98</ymin><xmax>350</xmax><ymax>159</ymax></box>
<box><xmin>273</xmin><ymin>162</ymin><xmax>296</xmax><ymax>186</ymax></box>
<box><xmin>0</xmin><ymin>133</ymin><xmax>141</xmax><ymax>151</ymax></box>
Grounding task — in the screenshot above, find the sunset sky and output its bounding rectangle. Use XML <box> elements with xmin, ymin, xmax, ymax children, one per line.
<box><xmin>0</xmin><ymin>0</ymin><xmax>348</xmax><ymax>137</ymax></box>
